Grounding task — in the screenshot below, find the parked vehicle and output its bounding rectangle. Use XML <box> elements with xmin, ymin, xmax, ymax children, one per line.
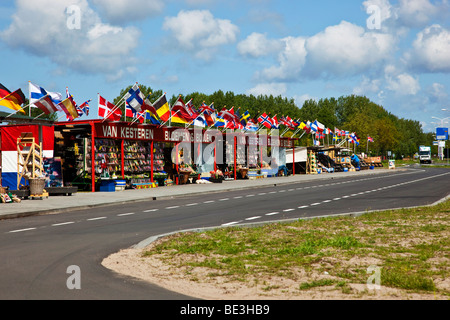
<box><xmin>419</xmin><ymin>146</ymin><xmax>432</xmax><ymax>164</ymax></box>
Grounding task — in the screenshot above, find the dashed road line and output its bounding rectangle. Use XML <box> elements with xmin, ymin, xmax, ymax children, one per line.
<box><xmin>52</xmin><ymin>221</ymin><xmax>75</xmax><ymax>227</ymax></box>
<box><xmin>165</xmin><ymin>206</ymin><xmax>180</xmax><ymax>210</ymax></box>
<box><xmin>9</xmin><ymin>228</ymin><xmax>36</xmax><ymax>233</ymax></box>
<box><xmin>87</xmin><ymin>217</ymin><xmax>107</xmax><ymax>221</ymax></box>
<box><xmin>266</xmin><ymin>212</ymin><xmax>280</xmax><ymax>216</ymax></box>
<box><xmin>246</xmin><ymin>216</ymin><xmax>261</xmax><ymax>221</ymax></box>
<box><xmin>117</xmin><ymin>212</ymin><xmax>135</xmax><ymax>216</ymax></box>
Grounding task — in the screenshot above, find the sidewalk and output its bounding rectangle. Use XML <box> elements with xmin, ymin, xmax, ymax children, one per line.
<box><xmin>0</xmin><ymin>169</ymin><xmax>392</xmax><ymax>220</ymax></box>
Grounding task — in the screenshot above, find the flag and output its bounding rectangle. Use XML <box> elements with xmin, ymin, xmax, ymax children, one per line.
<box><xmin>193</xmin><ymin>114</ymin><xmax>207</xmax><ymax>128</ymax></box>
<box><xmin>29</xmin><ymin>82</ymin><xmax>62</xmax><ymax>106</ymax></box>
<box><xmin>0</xmin><ymin>83</ymin><xmax>11</xmax><ymax>98</ymax></box>
<box><xmin>126</xmin><ymin>88</ymin><xmax>145</xmax><ymax>113</ymax></box>
<box><xmin>185</xmin><ymin>99</ymin><xmax>197</xmax><ymax>116</ymax></box>
<box><xmin>98</xmin><ymin>95</ymin><xmax>122</xmax><ymax>121</ymax></box>
<box><xmin>199</xmin><ymin>102</ymin><xmax>216</xmax><ymax>126</ymax></box>
<box><xmin>0</xmin><ymin>88</ymin><xmax>26</xmax><ymax>114</ymax></box>
<box><xmin>214</xmin><ymin>116</ymin><xmax>227</xmax><ymax>127</ymax></box>
<box><xmin>240</xmin><ymin>110</ymin><xmax>251</xmax><ymax>126</ymax></box>
<box><xmin>141</xmin><ymin>94</ymin><xmax>157</xmax><ymax>116</ymax></box>
<box><xmin>59</xmin><ymin>97</ymin><xmax>79</xmax><ymax>121</ymax></box>
<box><xmin>219</xmin><ymin>107</ymin><xmax>240</xmax><ymax>126</ymax></box>
<box><xmin>79</xmin><ymin>100</ymin><xmax>91</xmax><ymax>116</ymax></box>
<box><xmin>314</xmin><ymin>120</ymin><xmax>325</xmax><ymax>132</ymax></box>
<box><xmin>280</xmin><ymin>116</ymin><xmax>295</xmax><ymax>129</ymax></box>
<box><xmin>368</xmin><ymin>136</ymin><xmax>374</xmax><ymax>142</ymax></box>
<box><xmin>123</xmin><ymin>83</ymin><xmax>140</xmax><ymax>102</ymax></box>
<box><xmin>153</xmin><ymin>93</ymin><xmax>170</xmax><ymax>122</ymax></box>
<box><xmin>172</xmin><ymin>96</ymin><xmax>196</xmax><ymax>122</ymax></box>
<box><xmin>125</xmin><ymin>103</ymin><xmax>136</xmax><ymax>118</ymax></box>
<box><xmin>34</xmin><ymin>95</ymin><xmax>59</xmax><ymax>114</ymax></box>
<box><xmin>145</xmin><ymin>110</ymin><xmax>160</xmax><ymax>125</ymax></box>
<box><xmin>245</xmin><ymin>119</ymin><xmax>259</xmax><ymax>132</ymax></box>
<box><xmin>258</xmin><ymin>113</ymin><xmax>273</xmax><ymax>129</ymax></box>
<box><xmin>270</xmin><ymin>115</ymin><xmax>279</xmax><ymax>129</ymax></box>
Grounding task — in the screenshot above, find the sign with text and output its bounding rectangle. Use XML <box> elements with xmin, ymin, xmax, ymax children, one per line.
<box><xmin>436</xmin><ymin>128</ymin><xmax>449</xmax><ymax>141</ymax></box>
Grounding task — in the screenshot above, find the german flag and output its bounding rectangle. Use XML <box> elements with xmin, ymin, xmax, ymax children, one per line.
<box><xmin>0</xmin><ymin>86</ymin><xmax>26</xmax><ymax>114</ymax></box>
<box><xmin>0</xmin><ymin>83</ymin><xmax>11</xmax><ymax>98</ymax></box>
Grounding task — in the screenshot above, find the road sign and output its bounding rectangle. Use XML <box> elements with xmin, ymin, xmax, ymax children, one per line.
<box><xmin>436</xmin><ymin>128</ymin><xmax>449</xmax><ymax>140</ymax></box>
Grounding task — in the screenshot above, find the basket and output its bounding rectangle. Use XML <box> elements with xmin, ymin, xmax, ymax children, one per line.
<box><xmin>29</xmin><ymin>178</ymin><xmax>46</xmax><ymax>195</ymax></box>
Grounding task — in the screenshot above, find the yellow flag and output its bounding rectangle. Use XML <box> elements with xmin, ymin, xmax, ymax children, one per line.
<box><xmin>59</xmin><ymin>97</ymin><xmax>78</xmax><ymax>120</ymax></box>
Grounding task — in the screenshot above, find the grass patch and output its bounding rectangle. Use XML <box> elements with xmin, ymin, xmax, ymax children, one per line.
<box><xmin>142</xmin><ymin>199</ymin><xmax>450</xmax><ymax>296</ymax></box>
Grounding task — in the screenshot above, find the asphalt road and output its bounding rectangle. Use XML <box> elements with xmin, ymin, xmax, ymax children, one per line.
<box><xmin>0</xmin><ymin>167</ymin><xmax>449</xmax><ymax>300</ymax></box>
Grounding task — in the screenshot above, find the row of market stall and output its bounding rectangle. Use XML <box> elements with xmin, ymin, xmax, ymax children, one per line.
<box><xmin>0</xmin><ymin>118</ymin><xmax>377</xmax><ymax>198</ymax></box>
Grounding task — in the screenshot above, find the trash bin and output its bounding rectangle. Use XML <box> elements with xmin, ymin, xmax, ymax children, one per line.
<box><xmin>29</xmin><ymin>178</ymin><xmax>45</xmax><ymax>195</ymax></box>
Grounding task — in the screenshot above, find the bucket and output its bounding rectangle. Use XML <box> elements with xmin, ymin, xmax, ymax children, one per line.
<box><xmin>29</xmin><ymin>178</ymin><xmax>45</xmax><ymax>195</ymax></box>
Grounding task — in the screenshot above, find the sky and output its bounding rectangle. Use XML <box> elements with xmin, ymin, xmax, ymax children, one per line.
<box><xmin>0</xmin><ymin>0</ymin><xmax>449</xmax><ymax>132</ymax></box>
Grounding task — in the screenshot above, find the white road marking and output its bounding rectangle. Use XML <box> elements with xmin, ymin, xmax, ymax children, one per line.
<box><xmin>9</xmin><ymin>228</ymin><xmax>36</xmax><ymax>233</ymax></box>
<box><xmin>118</xmin><ymin>212</ymin><xmax>135</xmax><ymax>216</ymax></box>
<box><xmin>185</xmin><ymin>203</ymin><xmax>198</xmax><ymax>206</ymax></box>
<box><xmin>87</xmin><ymin>217</ymin><xmax>107</xmax><ymax>221</ymax></box>
<box><xmin>298</xmin><ymin>205</ymin><xmax>309</xmax><ymax>209</ymax></box>
<box><xmin>143</xmin><ymin>209</ymin><xmax>158</xmax><ymax>212</ymax></box>
<box><xmin>165</xmin><ymin>206</ymin><xmax>179</xmax><ymax>210</ymax></box>
<box><xmin>311</xmin><ymin>203</ymin><xmax>321</xmax><ymax>206</ymax></box>
<box><xmin>266</xmin><ymin>212</ymin><xmax>280</xmax><ymax>216</ymax></box>
<box><xmin>52</xmin><ymin>221</ymin><xmax>75</xmax><ymax>226</ymax></box>
<box><xmin>246</xmin><ymin>216</ymin><xmax>261</xmax><ymax>221</ymax></box>
<box><xmin>283</xmin><ymin>208</ymin><xmax>295</xmax><ymax>212</ymax></box>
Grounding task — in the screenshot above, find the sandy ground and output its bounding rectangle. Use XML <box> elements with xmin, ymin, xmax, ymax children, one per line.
<box><xmin>102</xmin><ymin>241</ymin><xmax>449</xmax><ymax>300</ymax></box>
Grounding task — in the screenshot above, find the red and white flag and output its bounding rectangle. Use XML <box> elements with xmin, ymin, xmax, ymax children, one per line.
<box><xmin>98</xmin><ymin>95</ymin><xmax>122</xmax><ymax>121</ymax></box>
<box><xmin>34</xmin><ymin>95</ymin><xmax>59</xmax><ymax>114</ymax></box>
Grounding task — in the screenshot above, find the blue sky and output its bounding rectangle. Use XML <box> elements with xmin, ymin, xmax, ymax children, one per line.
<box><xmin>1</xmin><ymin>0</ymin><xmax>449</xmax><ymax>132</ymax></box>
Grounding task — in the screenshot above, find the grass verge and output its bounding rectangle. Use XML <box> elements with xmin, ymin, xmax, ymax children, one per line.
<box><xmin>142</xmin><ymin>199</ymin><xmax>449</xmax><ymax>298</ymax></box>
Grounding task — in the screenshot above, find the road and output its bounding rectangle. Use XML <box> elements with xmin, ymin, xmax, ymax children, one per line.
<box><xmin>0</xmin><ymin>167</ymin><xmax>448</xmax><ymax>300</ymax></box>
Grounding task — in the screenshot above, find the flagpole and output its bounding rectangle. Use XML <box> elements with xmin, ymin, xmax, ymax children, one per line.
<box><xmin>28</xmin><ymin>81</ymin><xmax>31</xmax><ymax>117</ymax></box>
<box><xmin>3</xmin><ymin>102</ymin><xmax>28</xmax><ymax>118</ymax></box>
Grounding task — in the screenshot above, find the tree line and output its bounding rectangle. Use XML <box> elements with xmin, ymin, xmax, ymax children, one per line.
<box><xmin>116</xmin><ymin>85</ymin><xmax>433</xmax><ymax>158</ymax></box>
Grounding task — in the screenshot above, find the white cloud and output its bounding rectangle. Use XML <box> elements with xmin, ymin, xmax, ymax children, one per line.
<box><xmin>384</xmin><ymin>65</ymin><xmax>421</xmax><ymax>95</ymax></box>
<box><xmin>246</xmin><ymin>83</ymin><xmax>287</xmax><ymax>97</ymax></box>
<box><xmin>1</xmin><ymin>0</ymin><xmax>140</xmax><ymax>76</ymax></box>
<box><xmin>162</xmin><ymin>10</ymin><xmax>239</xmax><ymax>61</ymax></box>
<box><xmin>237</xmin><ymin>32</ymin><xmax>282</xmax><ymax>58</ymax></box>
<box><xmin>427</xmin><ymin>82</ymin><xmax>448</xmax><ymax>103</ymax></box>
<box><xmin>396</xmin><ymin>0</ymin><xmax>440</xmax><ymax>28</ymax></box>
<box><xmin>294</xmin><ymin>94</ymin><xmax>318</xmax><ymax>108</ymax></box>
<box><xmin>91</xmin><ymin>0</ymin><xmax>164</xmax><ymax>23</ymax></box>
<box><xmin>303</xmin><ymin>21</ymin><xmax>396</xmax><ymax>78</ymax></box>
<box><xmin>406</xmin><ymin>24</ymin><xmax>450</xmax><ymax>73</ymax></box>
<box><xmin>353</xmin><ymin>76</ymin><xmax>382</xmax><ymax>95</ymax></box>
<box><xmin>257</xmin><ymin>36</ymin><xmax>307</xmax><ymax>81</ymax></box>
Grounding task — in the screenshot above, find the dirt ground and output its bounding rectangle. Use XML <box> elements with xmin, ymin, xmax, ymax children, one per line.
<box><xmin>102</xmin><ymin>242</ymin><xmax>449</xmax><ymax>300</ymax></box>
